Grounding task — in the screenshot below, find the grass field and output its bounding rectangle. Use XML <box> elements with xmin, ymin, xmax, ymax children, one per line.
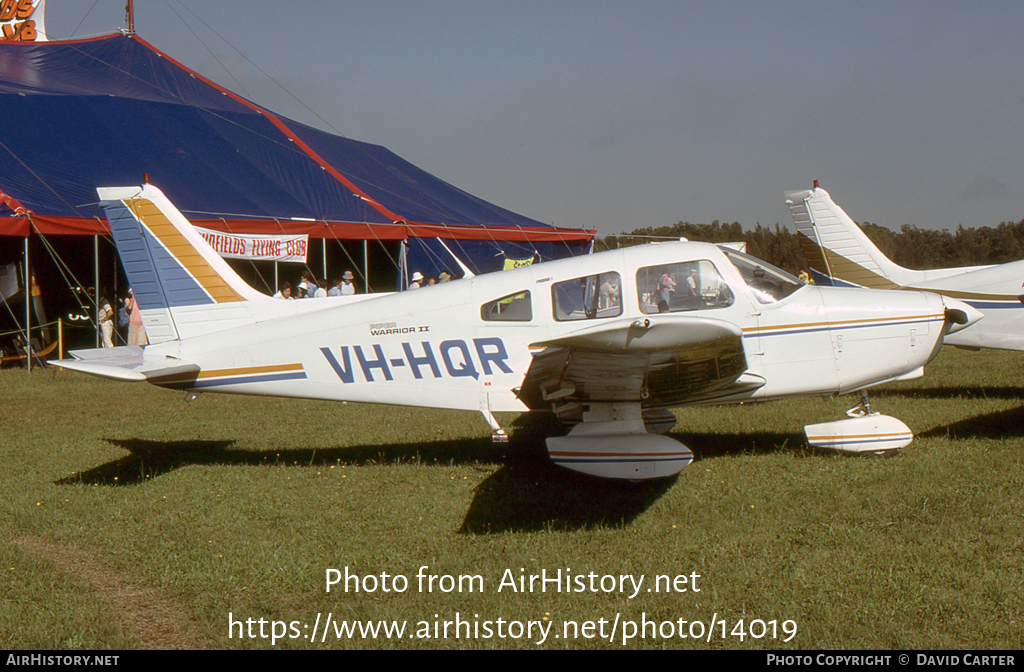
<box><xmin>1</xmin><ymin>347</ymin><xmax>1021</xmax><ymax>649</ymax></box>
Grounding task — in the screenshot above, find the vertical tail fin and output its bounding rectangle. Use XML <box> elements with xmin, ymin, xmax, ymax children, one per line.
<box><xmin>785</xmin><ymin>186</ymin><xmax>913</xmax><ymax>289</ymax></box>
<box><xmin>99</xmin><ymin>185</ymin><xmax>270</xmax><ymax>343</ymax></box>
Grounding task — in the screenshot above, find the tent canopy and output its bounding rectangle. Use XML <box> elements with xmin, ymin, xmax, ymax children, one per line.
<box><xmin>0</xmin><ymin>33</ymin><xmax>592</xmax><ymax>252</ymax></box>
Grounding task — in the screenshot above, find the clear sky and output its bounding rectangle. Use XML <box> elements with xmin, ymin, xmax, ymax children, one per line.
<box><xmin>44</xmin><ymin>1</ymin><xmax>1024</xmax><ymax>236</ymax></box>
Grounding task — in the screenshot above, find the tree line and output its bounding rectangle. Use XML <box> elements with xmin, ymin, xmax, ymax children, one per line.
<box><xmin>596</xmin><ymin>219</ymin><xmax>1024</xmax><ymax>274</ymax></box>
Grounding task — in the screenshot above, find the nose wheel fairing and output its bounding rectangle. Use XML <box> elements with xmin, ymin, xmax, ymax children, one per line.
<box><xmin>803</xmin><ymin>413</ymin><xmax>913</xmax><ymax>456</ymax></box>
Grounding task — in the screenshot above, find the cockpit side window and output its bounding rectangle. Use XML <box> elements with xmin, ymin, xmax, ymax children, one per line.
<box><xmin>552</xmin><ymin>272</ymin><xmax>622</xmax><ymax>321</ymax></box>
<box><xmin>720</xmin><ymin>247</ymin><xmax>803</xmax><ymax>305</ymax></box>
<box><xmin>481</xmin><ymin>291</ymin><xmax>532</xmax><ymax>322</ymax></box>
<box><xmin>636</xmin><ymin>260</ymin><xmax>734</xmax><ymax>314</ymax></box>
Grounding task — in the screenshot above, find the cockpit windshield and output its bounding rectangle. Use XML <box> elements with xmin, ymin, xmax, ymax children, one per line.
<box><xmin>720</xmin><ymin>247</ymin><xmax>804</xmax><ymax>304</ymax></box>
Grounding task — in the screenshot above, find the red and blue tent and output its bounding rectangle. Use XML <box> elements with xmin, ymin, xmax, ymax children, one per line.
<box><xmin>0</xmin><ymin>32</ymin><xmax>592</xmax><ymax>277</ymax></box>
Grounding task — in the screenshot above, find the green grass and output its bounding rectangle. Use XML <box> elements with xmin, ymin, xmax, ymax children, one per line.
<box><xmin>0</xmin><ymin>347</ymin><xmax>1021</xmax><ymax>649</ymax></box>
<box><xmin>0</xmin><ymin>543</ymin><xmax>133</xmax><ymax>649</ymax></box>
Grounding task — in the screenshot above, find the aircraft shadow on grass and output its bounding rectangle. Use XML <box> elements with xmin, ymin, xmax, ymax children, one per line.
<box><xmin>53</xmin><ymin>437</ymin><xmax>508</xmax><ymax>487</ymax></box>
<box><xmin>460</xmin><ymin>417</ymin><xmax>810</xmax><ymax>534</ymax></box>
<box><xmin>54</xmin><ymin>417</ymin><xmax>811</xmax><ymax>534</ymax></box>
<box><xmin>873</xmin><ymin>386</ymin><xmax>1024</xmax><ymax>401</ymax></box>
<box><xmin>459</xmin><ymin>427</ymin><xmax>805</xmax><ymax>535</ymax></box>
<box><xmin>919</xmin><ymin>404</ymin><xmax>1024</xmax><ymax>440</ymax></box>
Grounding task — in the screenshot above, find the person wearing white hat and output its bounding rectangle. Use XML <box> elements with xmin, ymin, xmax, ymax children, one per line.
<box><xmin>328</xmin><ymin>271</ymin><xmax>356</xmax><ymax>297</ymax></box>
<box><xmin>409</xmin><ymin>271</ymin><xmax>424</xmax><ymax>290</ymax></box>
<box><xmin>340</xmin><ymin>270</ymin><xmax>356</xmax><ymax>295</ymax></box>
<box><xmin>298</xmin><ymin>270</ymin><xmax>321</xmax><ymax>298</ymax></box>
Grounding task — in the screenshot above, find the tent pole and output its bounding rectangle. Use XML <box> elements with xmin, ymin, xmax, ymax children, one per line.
<box><xmin>94</xmin><ymin>235</ymin><xmax>100</xmax><ymax>348</ymax></box>
<box><xmin>399</xmin><ymin>240</ymin><xmax>407</xmax><ymax>291</ymax></box>
<box><xmin>24</xmin><ymin>236</ymin><xmax>30</xmax><ymax>374</ymax></box>
<box><xmin>322</xmin><ymin>238</ymin><xmax>327</xmax><ymax>284</ymax></box>
<box><xmin>274</xmin><ymin>262</ymin><xmax>278</xmax><ymax>292</ymax></box>
<box><xmin>363</xmin><ymin>240</ymin><xmax>368</xmax><ymax>293</ymax></box>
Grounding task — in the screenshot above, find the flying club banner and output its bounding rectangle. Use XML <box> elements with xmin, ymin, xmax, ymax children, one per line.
<box><xmin>194</xmin><ymin>227</ymin><xmax>309</xmax><ymax>263</ymax></box>
<box><xmin>0</xmin><ymin>0</ymin><xmax>46</xmax><ymax>42</ymax></box>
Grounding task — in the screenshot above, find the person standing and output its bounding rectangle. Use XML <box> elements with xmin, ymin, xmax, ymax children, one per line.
<box><xmin>273</xmin><ymin>282</ymin><xmax>294</xmax><ymax>300</ymax></box>
<box><xmin>658</xmin><ymin>272</ymin><xmax>676</xmax><ymax>304</ymax></box>
<box><xmin>340</xmin><ymin>270</ymin><xmax>356</xmax><ymax>295</ymax></box>
<box><xmin>686</xmin><ymin>268</ymin><xmax>699</xmax><ymax>297</ymax></box>
<box><xmin>126</xmin><ymin>288</ymin><xmax>148</xmax><ymax>346</ymax></box>
<box><xmin>300</xmin><ymin>271</ymin><xmax>319</xmax><ymax>298</ymax></box>
<box><xmin>98</xmin><ymin>294</ymin><xmax>114</xmax><ymax>348</ymax></box>
<box><xmin>117</xmin><ymin>294</ymin><xmax>130</xmax><ymax>344</ymax></box>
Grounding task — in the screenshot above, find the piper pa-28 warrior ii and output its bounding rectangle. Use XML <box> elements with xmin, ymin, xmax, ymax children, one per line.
<box><xmin>787</xmin><ymin>183</ymin><xmax>1024</xmax><ymax>352</ymax></box>
<box><xmin>54</xmin><ymin>185</ymin><xmax>983</xmax><ymax>480</ymax></box>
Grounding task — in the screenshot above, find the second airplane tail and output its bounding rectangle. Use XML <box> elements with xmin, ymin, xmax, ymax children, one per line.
<box><xmin>785</xmin><ymin>185</ymin><xmax>913</xmax><ymax>289</ymax></box>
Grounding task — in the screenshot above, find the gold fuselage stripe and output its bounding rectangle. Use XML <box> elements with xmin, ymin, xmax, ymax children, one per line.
<box><xmin>740</xmin><ymin>312</ymin><xmax>944</xmax><ymax>334</ymax></box>
<box><xmin>807</xmin><ymin>432</ymin><xmax>912</xmax><ymax>441</ymax></box>
<box><xmin>197</xmin><ymin>363</ymin><xmax>305</xmax><ymax>379</ymax></box>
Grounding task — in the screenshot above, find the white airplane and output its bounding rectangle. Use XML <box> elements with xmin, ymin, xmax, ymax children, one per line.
<box><xmin>53</xmin><ymin>184</ymin><xmax>983</xmax><ymax>480</ymax></box>
<box><xmin>786</xmin><ymin>183</ymin><xmax>1024</xmax><ymax>352</ymax></box>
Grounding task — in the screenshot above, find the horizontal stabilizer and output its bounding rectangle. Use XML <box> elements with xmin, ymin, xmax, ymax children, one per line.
<box><xmin>52</xmin><ymin>346</ymin><xmax>199</xmax><ymax>382</ymax></box>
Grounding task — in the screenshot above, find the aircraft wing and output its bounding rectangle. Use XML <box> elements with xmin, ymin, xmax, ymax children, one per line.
<box><xmin>52</xmin><ymin>346</ymin><xmax>199</xmax><ymax>382</ymax></box>
<box><xmin>517</xmin><ymin>314</ymin><xmax>763</xmax><ymax>410</ymax></box>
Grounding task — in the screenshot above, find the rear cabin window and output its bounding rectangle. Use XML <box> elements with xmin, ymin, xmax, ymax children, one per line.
<box><xmin>552</xmin><ymin>272</ymin><xmax>622</xmax><ymax>321</ymax></box>
<box><xmin>481</xmin><ymin>291</ymin><xmax>532</xmax><ymax>321</ymax></box>
<box><xmin>636</xmin><ymin>260</ymin><xmax>734</xmax><ymax>314</ymax></box>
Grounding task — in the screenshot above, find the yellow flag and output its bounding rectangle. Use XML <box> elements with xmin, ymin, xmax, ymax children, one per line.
<box><xmin>503</xmin><ymin>256</ymin><xmax>535</xmax><ymax>271</ymax></box>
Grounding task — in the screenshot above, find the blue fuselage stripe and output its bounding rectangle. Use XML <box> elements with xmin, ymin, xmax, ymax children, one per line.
<box><xmin>192</xmin><ymin>372</ymin><xmax>308</xmax><ymax>388</ymax></box>
<box><xmin>964</xmin><ymin>300</ymin><xmax>1023</xmax><ymax>311</ymax></box>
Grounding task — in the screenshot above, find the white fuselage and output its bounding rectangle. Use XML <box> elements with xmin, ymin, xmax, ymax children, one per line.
<box><xmin>139</xmin><ymin>242</ymin><xmax>951</xmax><ymax>413</ymax></box>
